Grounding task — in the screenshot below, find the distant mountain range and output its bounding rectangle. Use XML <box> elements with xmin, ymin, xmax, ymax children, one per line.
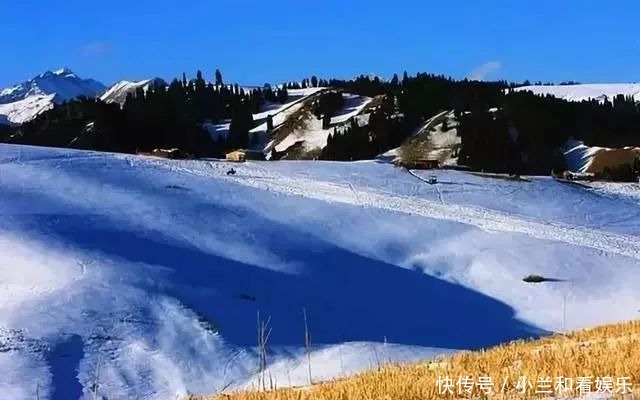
<box><xmin>0</xmin><ymin>69</ymin><xmax>164</xmax><ymax>125</ymax></box>
<box><xmin>2</xmin><ymin>68</ymin><xmax>640</xmax><ymax>127</ymax></box>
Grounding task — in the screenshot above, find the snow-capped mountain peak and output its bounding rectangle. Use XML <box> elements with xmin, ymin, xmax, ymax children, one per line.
<box><xmin>100</xmin><ymin>77</ymin><xmax>167</xmax><ymax>105</ymax></box>
<box><xmin>0</xmin><ymin>69</ymin><xmax>107</xmax><ymax>125</ymax></box>
<box><xmin>0</xmin><ymin>68</ymin><xmax>106</xmax><ymax>105</ymax></box>
<box><xmin>53</xmin><ymin>67</ymin><xmax>74</xmax><ymax>76</ymax></box>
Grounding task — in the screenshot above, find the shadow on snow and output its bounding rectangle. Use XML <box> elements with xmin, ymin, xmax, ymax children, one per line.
<box><xmin>6</xmin><ymin>194</ymin><xmax>544</xmax><ymax>351</ymax></box>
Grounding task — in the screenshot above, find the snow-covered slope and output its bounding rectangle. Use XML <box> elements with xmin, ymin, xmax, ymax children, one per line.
<box><xmin>253</xmin><ymin>88</ymin><xmax>324</xmax><ymax>122</ymax></box>
<box><xmin>1</xmin><ymin>144</ymin><xmax>640</xmax><ymax>399</ymax></box>
<box><xmin>100</xmin><ymin>78</ymin><xmax>167</xmax><ymax>105</ymax></box>
<box><xmin>513</xmin><ymin>83</ymin><xmax>640</xmax><ymax>102</ymax></box>
<box><xmin>0</xmin><ymin>94</ymin><xmax>57</xmax><ymax>125</ymax></box>
<box><xmin>254</xmin><ymin>90</ymin><xmax>373</xmax><ymax>156</ymax></box>
<box><xmin>265</xmin><ymin>93</ymin><xmax>373</xmax><ymax>154</ymax></box>
<box><xmin>0</xmin><ymin>68</ymin><xmax>106</xmax><ymax>105</ymax></box>
<box><xmin>382</xmin><ymin>110</ymin><xmax>460</xmax><ymax>166</ymax></box>
<box><xmin>249</xmin><ymin>87</ymin><xmax>328</xmax><ymax>152</ymax></box>
<box><xmin>0</xmin><ymin>69</ymin><xmax>107</xmax><ymax>125</ymax></box>
<box><xmin>200</xmin><ymin>87</ymin><xmax>370</xmax><ymax>155</ymax></box>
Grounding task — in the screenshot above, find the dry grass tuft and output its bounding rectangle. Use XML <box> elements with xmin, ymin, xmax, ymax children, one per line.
<box><xmin>195</xmin><ymin>320</ymin><xmax>640</xmax><ymax>400</ymax></box>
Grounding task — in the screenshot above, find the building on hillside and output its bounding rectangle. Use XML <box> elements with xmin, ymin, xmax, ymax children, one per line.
<box><xmin>397</xmin><ymin>158</ymin><xmax>440</xmax><ymax>170</ymax></box>
<box><xmin>225</xmin><ymin>149</ymin><xmax>265</xmax><ymax>162</ymax></box>
<box><xmin>225</xmin><ymin>150</ymin><xmax>246</xmax><ymax>162</ymax></box>
<box><xmin>137</xmin><ymin>148</ymin><xmax>189</xmax><ymax>159</ymax></box>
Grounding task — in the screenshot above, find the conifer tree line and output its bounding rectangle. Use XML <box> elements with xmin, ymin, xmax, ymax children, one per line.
<box><xmin>2</xmin><ymin>69</ymin><xmax>640</xmax><ymax>175</ymax></box>
<box><xmin>4</xmin><ymin>70</ymin><xmax>276</xmax><ymax>157</ymax></box>
<box><xmin>457</xmin><ymin>92</ymin><xmax>640</xmax><ymax>175</ymax></box>
<box><xmin>321</xmin><ymin>94</ymin><xmax>405</xmax><ymax>161</ymax></box>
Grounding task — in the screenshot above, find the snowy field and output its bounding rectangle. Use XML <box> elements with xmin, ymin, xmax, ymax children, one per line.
<box><xmin>1</xmin><ymin>144</ymin><xmax>640</xmax><ymax>399</ymax></box>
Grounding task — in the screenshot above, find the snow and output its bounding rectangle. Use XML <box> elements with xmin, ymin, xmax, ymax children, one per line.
<box><xmin>563</xmin><ymin>140</ymin><xmax>592</xmax><ymax>172</ymax></box>
<box><xmin>512</xmin><ymin>83</ymin><xmax>640</xmax><ymax>103</ymax></box>
<box><xmin>0</xmin><ymin>70</ymin><xmax>105</xmax><ymax>105</ymax></box>
<box><xmin>0</xmin><ymin>94</ymin><xmax>57</xmax><ymax>125</ymax></box>
<box><xmin>203</xmin><ymin>121</ymin><xmax>230</xmax><ymax>141</ymax></box>
<box><xmin>253</xmin><ymin>88</ymin><xmax>324</xmax><ymax>122</ymax></box>
<box><xmin>1</xmin><ymin>144</ymin><xmax>640</xmax><ymax>399</ymax></box>
<box><xmin>585</xmin><ymin>181</ymin><xmax>640</xmax><ymax>203</ymax></box>
<box><xmin>100</xmin><ymin>78</ymin><xmax>166</xmax><ymax>105</ymax></box>
<box><xmin>0</xmin><ymin>69</ymin><xmax>107</xmax><ymax>124</ymax></box>
<box><xmin>266</xmin><ymin>93</ymin><xmax>372</xmax><ymax>153</ymax></box>
<box><xmin>251</xmin><ymin>89</ymin><xmax>370</xmax><ymax>155</ymax></box>
<box><xmin>329</xmin><ymin>94</ymin><xmax>372</xmax><ymax>125</ymax></box>
<box><xmin>382</xmin><ymin>110</ymin><xmax>459</xmax><ymax>165</ymax></box>
<box><xmin>254</xmin><ymin>101</ymin><xmax>308</xmax><ymax>150</ymax></box>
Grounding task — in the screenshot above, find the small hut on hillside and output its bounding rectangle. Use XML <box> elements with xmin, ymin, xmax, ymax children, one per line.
<box><xmin>396</xmin><ymin>158</ymin><xmax>440</xmax><ymax>170</ymax></box>
<box><xmin>225</xmin><ymin>149</ymin><xmax>265</xmax><ymax>162</ymax></box>
<box><xmin>137</xmin><ymin>148</ymin><xmax>189</xmax><ymax>159</ymax></box>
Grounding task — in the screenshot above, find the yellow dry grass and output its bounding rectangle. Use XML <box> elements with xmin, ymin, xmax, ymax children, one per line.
<box><xmin>585</xmin><ymin>147</ymin><xmax>640</xmax><ymax>175</ymax></box>
<box><xmin>196</xmin><ymin>320</ymin><xmax>640</xmax><ymax>400</ymax></box>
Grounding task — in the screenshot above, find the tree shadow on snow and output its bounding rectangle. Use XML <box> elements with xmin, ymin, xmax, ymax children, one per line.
<box><xmin>46</xmin><ymin>334</ymin><xmax>84</xmax><ymax>400</ymax></box>
<box><xmin>11</xmin><ymin>191</ymin><xmax>546</xmax><ymax>352</ymax></box>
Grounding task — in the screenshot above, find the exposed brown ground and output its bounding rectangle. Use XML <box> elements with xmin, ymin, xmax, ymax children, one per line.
<box><xmin>585</xmin><ymin>147</ymin><xmax>640</xmax><ymax>175</ymax></box>
<box><xmin>193</xmin><ymin>320</ymin><xmax>640</xmax><ymax>400</ymax></box>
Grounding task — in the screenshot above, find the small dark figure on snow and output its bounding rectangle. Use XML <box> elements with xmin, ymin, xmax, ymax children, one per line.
<box><xmin>226</xmin><ymin>168</ymin><xmax>236</xmax><ymax>176</ymax></box>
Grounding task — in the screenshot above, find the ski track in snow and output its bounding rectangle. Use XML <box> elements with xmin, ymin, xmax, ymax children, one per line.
<box><xmin>143</xmin><ymin>158</ymin><xmax>640</xmax><ymax>261</ymax></box>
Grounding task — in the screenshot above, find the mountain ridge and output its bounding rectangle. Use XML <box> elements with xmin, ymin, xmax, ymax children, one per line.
<box><xmin>0</xmin><ymin>69</ymin><xmax>107</xmax><ymax>125</ymax></box>
<box><xmin>100</xmin><ymin>77</ymin><xmax>167</xmax><ymax>105</ymax></box>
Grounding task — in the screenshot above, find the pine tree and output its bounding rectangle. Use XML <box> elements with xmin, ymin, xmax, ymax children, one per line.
<box><xmin>266</xmin><ymin>115</ymin><xmax>274</xmax><ymax>132</ymax></box>
<box><xmin>322</xmin><ymin>114</ymin><xmax>331</xmax><ymax>130</ymax></box>
<box><xmin>228</xmin><ymin>99</ymin><xmax>253</xmax><ymax>150</ymax></box>
<box><xmin>311</xmin><ymin>75</ymin><xmax>319</xmax><ymax>88</ymax></box>
<box><xmin>391</xmin><ymin>73</ymin><xmax>399</xmax><ymax>86</ymax></box>
<box><xmin>215</xmin><ymin>69</ymin><xmax>224</xmax><ymax>86</ymax></box>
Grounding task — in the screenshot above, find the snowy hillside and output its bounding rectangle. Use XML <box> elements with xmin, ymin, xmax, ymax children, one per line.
<box><xmin>253</xmin><ymin>87</ymin><xmax>324</xmax><ymax>122</ymax></box>
<box><xmin>100</xmin><ymin>78</ymin><xmax>167</xmax><ymax>105</ymax></box>
<box><xmin>264</xmin><ymin>93</ymin><xmax>373</xmax><ymax>154</ymax></box>
<box><xmin>513</xmin><ymin>83</ymin><xmax>640</xmax><ymax>102</ymax></box>
<box><xmin>0</xmin><ymin>94</ymin><xmax>57</xmax><ymax>125</ymax></box>
<box><xmin>251</xmin><ymin>88</ymin><xmax>374</xmax><ymax>157</ymax></box>
<box><xmin>382</xmin><ymin>110</ymin><xmax>460</xmax><ymax>166</ymax></box>
<box><xmin>0</xmin><ymin>69</ymin><xmax>106</xmax><ymax>125</ymax></box>
<box><xmin>1</xmin><ymin>144</ymin><xmax>640</xmax><ymax>399</ymax></box>
<box><xmin>201</xmin><ymin>88</ymin><xmax>326</xmax><ymax>145</ymax></box>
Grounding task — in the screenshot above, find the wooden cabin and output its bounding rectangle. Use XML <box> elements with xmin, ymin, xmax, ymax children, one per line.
<box><xmin>225</xmin><ymin>149</ymin><xmax>265</xmax><ymax>162</ymax></box>
<box><xmin>137</xmin><ymin>148</ymin><xmax>188</xmax><ymax>159</ymax></box>
<box><xmin>225</xmin><ymin>150</ymin><xmax>247</xmax><ymax>162</ymax></box>
<box><xmin>399</xmin><ymin>158</ymin><xmax>440</xmax><ymax>170</ymax></box>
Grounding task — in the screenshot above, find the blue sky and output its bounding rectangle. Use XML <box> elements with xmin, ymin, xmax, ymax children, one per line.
<box><xmin>1</xmin><ymin>0</ymin><xmax>639</xmax><ymax>88</ymax></box>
